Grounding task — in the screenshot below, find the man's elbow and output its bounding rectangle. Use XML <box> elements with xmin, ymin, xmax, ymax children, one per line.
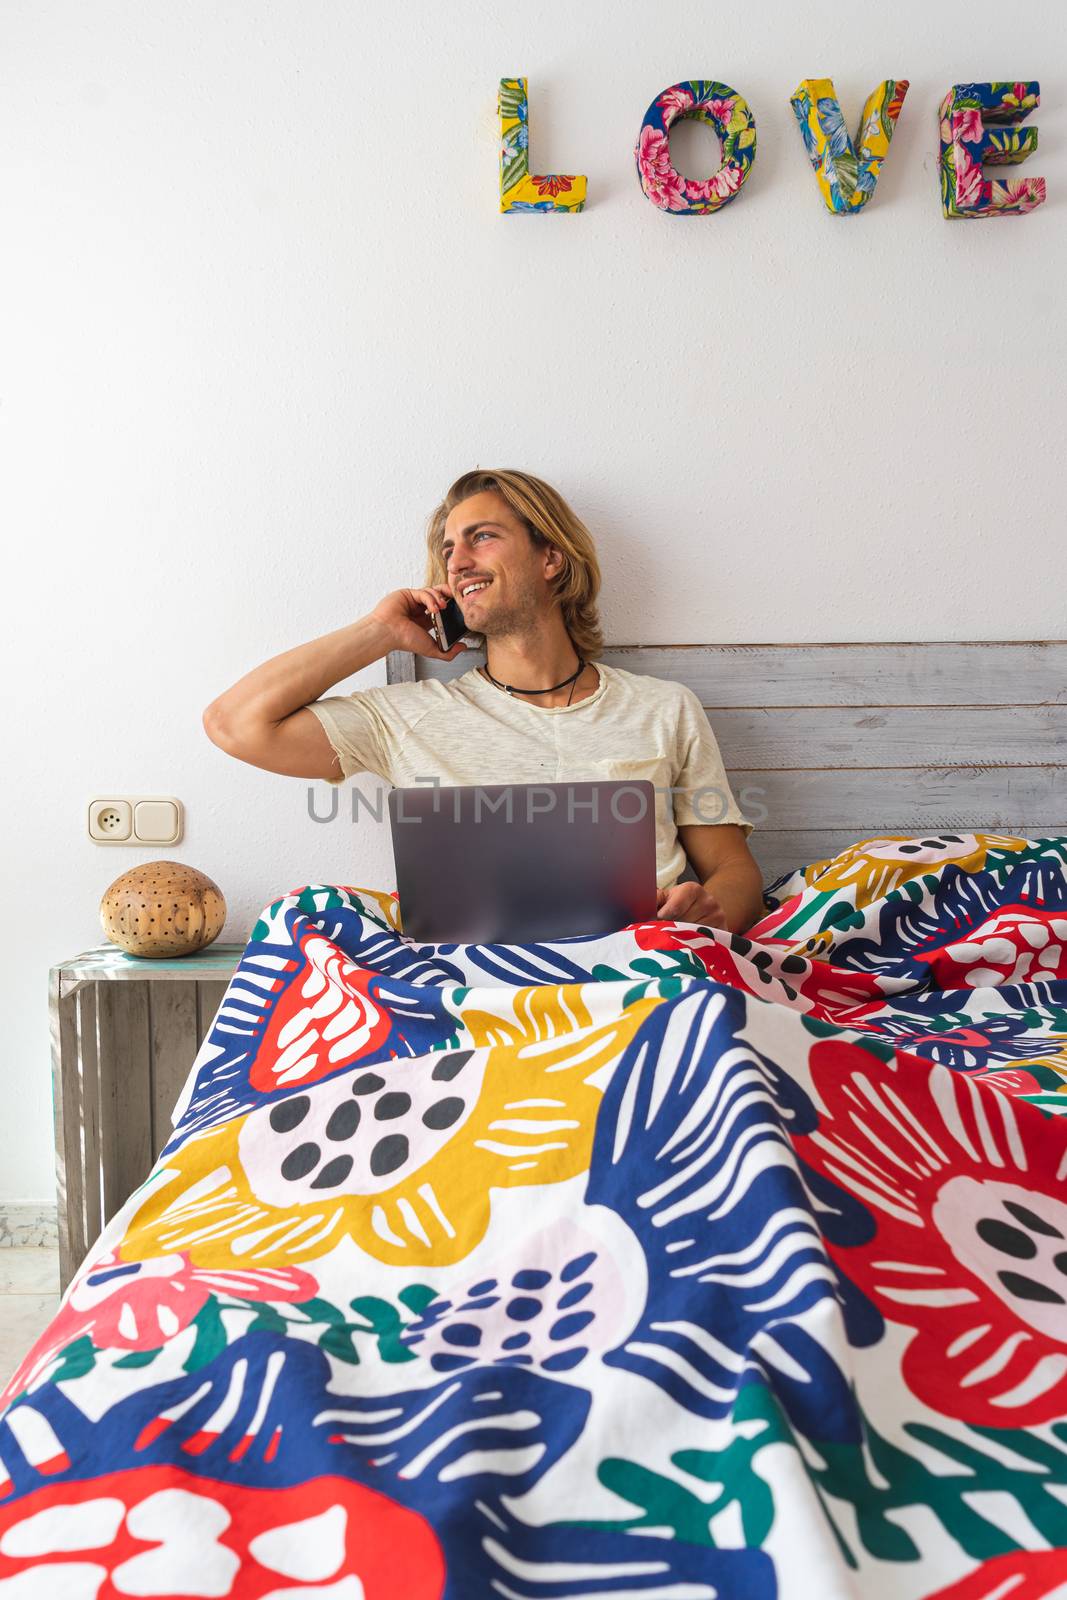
<box><xmin>202</xmin><ymin>700</ymin><xmax>243</xmax><ymax>756</ymax></box>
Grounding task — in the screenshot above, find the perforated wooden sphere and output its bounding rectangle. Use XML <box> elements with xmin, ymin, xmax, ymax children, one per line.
<box><xmin>100</xmin><ymin>861</ymin><xmax>226</xmax><ymax>957</ymax></box>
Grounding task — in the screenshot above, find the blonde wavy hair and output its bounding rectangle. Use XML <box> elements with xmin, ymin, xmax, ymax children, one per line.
<box><xmin>425</xmin><ymin>469</ymin><xmax>604</xmax><ymax>661</ymax></box>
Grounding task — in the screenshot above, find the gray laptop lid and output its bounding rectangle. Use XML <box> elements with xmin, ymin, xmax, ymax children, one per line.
<box><xmin>387</xmin><ymin>780</ymin><xmax>658</xmax><ymax>944</ymax></box>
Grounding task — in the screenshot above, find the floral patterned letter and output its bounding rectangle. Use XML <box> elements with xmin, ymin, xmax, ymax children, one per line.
<box><xmin>499</xmin><ymin>78</ymin><xmax>587</xmax><ymax>214</ymax></box>
<box><xmin>634</xmin><ymin>81</ymin><xmax>757</xmax><ymax>214</ymax></box>
<box><xmin>939</xmin><ymin>82</ymin><xmax>1046</xmax><ymax>218</ymax></box>
<box><xmin>789</xmin><ymin>79</ymin><xmax>909</xmax><ymax>214</ymax></box>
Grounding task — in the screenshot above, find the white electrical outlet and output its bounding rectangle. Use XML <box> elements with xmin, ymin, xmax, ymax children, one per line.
<box><xmin>88</xmin><ymin>799</ymin><xmax>132</xmax><ymax>841</ymax></box>
<box><xmin>88</xmin><ymin>797</ymin><xmax>183</xmax><ymax>845</ymax></box>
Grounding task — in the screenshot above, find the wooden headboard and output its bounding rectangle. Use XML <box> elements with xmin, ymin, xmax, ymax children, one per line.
<box><xmin>386</xmin><ymin>642</ymin><xmax>1067</xmax><ymax>883</ymax></box>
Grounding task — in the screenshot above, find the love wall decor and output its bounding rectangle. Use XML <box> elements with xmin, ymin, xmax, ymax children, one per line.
<box><xmin>497</xmin><ymin>77</ymin><xmax>1047</xmax><ymax>219</ymax></box>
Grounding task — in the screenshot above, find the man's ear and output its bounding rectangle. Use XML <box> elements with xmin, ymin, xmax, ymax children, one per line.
<box><xmin>544</xmin><ymin>544</ymin><xmax>565</xmax><ymax>579</ymax></box>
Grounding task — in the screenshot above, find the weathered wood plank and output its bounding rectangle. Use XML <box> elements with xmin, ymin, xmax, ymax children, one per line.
<box><xmin>95</xmin><ymin>986</ymin><xmax>120</xmax><ymax>1230</ymax></box>
<box><xmin>386</xmin><ymin>649</ymin><xmax>418</xmax><ymax>685</ymax></box>
<box><xmin>97</xmin><ymin>985</ymin><xmax>153</xmax><ymax>1226</ymax></box>
<box><xmin>50</xmin><ymin>973</ymin><xmax>84</xmax><ymax>1294</ymax></box>
<box><xmin>57</xmin><ymin>942</ymin><xmax>244</xmax><ymax>997</ymax></box>
<box><xmin>405</xmin><ymin>642</ymin><xmax>1067</xmax><ymax>706</ymax></box>
<box><xmin>728</xmin><ymin>767</ymin><xmax>1067</xmax><ymax>832</ymax></box>
<box><xmin>751</xmin><ymin>833</ymin><xmax>841</xmax><ymax>886</ymax></box>
<box><xmin>149</xmin><ymin>983</ymin><xmax>199</xmax><ymax>1160</ymax></box>
<box><xmin>77</xmin><ymin>985</ymin><xmax>102</xmax><ymax>1248</ymax></box>
<box><xmin>708</xmin><ymin>705</ymin><xmax>1067</xmax><ymax>770</ymax></box>
<box><xmin>403</xmin><ymin>650</ymin><xmax>477</xmax><ymax>685</ymax></box>
<box><xmin>609</xmin><ymin>644</ymin><xmax>1067</xmax><ymax>707</ymax></box>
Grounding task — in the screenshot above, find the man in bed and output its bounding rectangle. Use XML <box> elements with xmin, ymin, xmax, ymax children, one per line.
<box><xmin>203</xmin><ymin>468</ymin><xmax>765</xmax><ymax>934</ymax></box>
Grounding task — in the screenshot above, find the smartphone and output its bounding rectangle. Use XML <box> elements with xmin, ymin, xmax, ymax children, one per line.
<box><xmin>429</xmin><ymin>596</ymin><xmax>467</xmax><ymax>651</ymax></box>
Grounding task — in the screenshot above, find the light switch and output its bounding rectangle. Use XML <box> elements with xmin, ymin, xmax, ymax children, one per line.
<box><xmin>133</xmin><ymin>799</ymin><xmax>182</xmax><ymax>844</ymax></box>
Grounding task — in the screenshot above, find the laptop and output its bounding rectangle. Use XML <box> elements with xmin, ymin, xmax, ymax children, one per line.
<box><xmin>387</xmin><ymin>780</ymin><xmax>658</xmax><ymax>944</ymax></box>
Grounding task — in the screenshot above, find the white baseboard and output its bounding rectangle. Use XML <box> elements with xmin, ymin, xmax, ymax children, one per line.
<box><xmin>0</xmin><ymin>1203</ymin><xmax>58</xmax><ymax>1248</ymax></box>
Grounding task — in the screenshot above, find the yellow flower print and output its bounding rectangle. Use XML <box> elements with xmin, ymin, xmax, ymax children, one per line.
<box><xmin>356</xmin><ymin>886</ymin><xmax>402</xmax><ymax>932</ymax></box>
<box><xmin>802</xmin><ymin>833</ymin><xmax>1027</xmax><ymax>906</ymax></box>
<box><xmin>121</xmin><ymin>991</ymin><xmax>660</xmax><ymax>1272</ymax></box>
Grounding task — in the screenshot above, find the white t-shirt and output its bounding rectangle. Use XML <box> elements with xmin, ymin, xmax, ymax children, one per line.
<box><xmin>307</xmin><ymin>661</ymin><xmax>752</xmax><ymax>890</ymax></box>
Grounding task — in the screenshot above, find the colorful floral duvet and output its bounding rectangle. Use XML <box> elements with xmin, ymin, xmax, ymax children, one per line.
<box><xmin>3</xmin><ymin>833</ymin><xmax>1067</xmax><ymax>1599</ymax></box>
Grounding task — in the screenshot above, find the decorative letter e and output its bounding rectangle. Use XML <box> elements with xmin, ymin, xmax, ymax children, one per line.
<box><xmin>939</xmin><ymin>81</ymin><xmax>1046</xmax><ymax>218</ymax></box>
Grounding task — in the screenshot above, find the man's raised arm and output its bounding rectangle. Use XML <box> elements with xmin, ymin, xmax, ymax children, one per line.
<box><xmin>202</xmin><ymin>585</ymin><xmax>468</xmax><ymax>779</ymax></box>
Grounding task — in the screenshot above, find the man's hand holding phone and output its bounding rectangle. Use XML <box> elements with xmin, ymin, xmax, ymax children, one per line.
<box><xmin>370</xmin><ymin>586</ymin><xmax>471</xmax><ymax>662</ymax></box>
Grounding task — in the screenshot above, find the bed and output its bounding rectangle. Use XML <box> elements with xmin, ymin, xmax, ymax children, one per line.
<box><xmin>2</xmin><ymin>638</ymin><xmax>1065</xmax><ymax>1599</ymax></box>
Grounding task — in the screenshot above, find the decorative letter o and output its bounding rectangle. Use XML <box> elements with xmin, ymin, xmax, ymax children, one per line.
<box><xmin>635</xmin><ymin>80</ymin><xmax>757</xmax><ymax>213</ymax></box>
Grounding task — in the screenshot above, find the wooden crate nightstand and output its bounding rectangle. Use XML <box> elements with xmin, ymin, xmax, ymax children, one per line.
<box><xmin>48</xmin><ymin>942</ymin><xmax>244</xmax><ymax>1292</ymax></box>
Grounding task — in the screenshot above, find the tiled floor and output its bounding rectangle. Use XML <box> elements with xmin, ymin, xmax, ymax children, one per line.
<box><xmin>0</xmin><ymin>1249</ymin><xmax>60</xmax><ymax>1391</ymax></box>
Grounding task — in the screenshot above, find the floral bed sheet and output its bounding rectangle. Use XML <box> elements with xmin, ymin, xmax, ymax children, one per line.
<box><xmin>2</xmin><ymin>832</ymin><xmax>1067</xmax><ymax>1598</ymax></box>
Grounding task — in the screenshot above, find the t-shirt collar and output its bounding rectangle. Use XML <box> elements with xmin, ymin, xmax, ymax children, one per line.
<box><xmin>466</xmin><ymin>661</ymin><xmax>608</xmax><ymax>714</ymax></box>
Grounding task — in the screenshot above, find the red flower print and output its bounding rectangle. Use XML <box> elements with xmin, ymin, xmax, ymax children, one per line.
<box><xmin>974</xmin><ymin>1067</ymin><xmax>1048</xmax><ymax>1097</ymax></box>
<box><xmin>927</xmin><ymin>1548</ymin><xmax>1067</xmax><ymax>1599</ymax></box>
<box><xmin>680</xmin><ymin>167</ymin><xmax>741</xmax><ymax>207</ymax></box>
<box><xmin>531</xmin><ymin>174</ymin><xmax>573</xmax><ymax>197</ymax></box>
<box><xmin>656</xmin><ymin>86</ymin><xmax>695</xmax><ymax>122</ymax></box>
<box><xmin>251</xmin><ymin>931</ymin><xmax>392</xmax><ymax>1091</ymax></box>
<box><xmin>796</xmin><ymin>1039</ymin><xmax>1067</xmax><ymax>1425</ymax></box>
<box><xmin>916</xmin><ymin>906</ymin><xmax>1067</xmax><ymax>990</ymax></box>
<box><xmin>0</xmin><ymin>1466</ymin><xmax>445</xmax><ymax>1598</ymax></box>
<box><xmin>645</xmin><ymin>169</ymin><xmax>689</xmax><ymax>210</ymax></box>
<box><xmin>2</xmin><ymin>1252</ymin><xmax>318</xmax><ymax>1402</ymax></box>
<box><xmin>953</xmin><ymin>137</ymin><xmax>986</xmax><ymax>209</ymax></box>
<box><xmin>886</xmin><ymin>81</ymin><xmax>909</xmax><ymax>124</ymax></box>
<box><xmin>631</xmin><ymin>918</ymin><xmax>889</xmax><ymax>1024</ymax></box>
<box><xmin>636</xmin><ymin>124</ymin><xmax>673</xmax><ymax>180</ymax></box>
<box><xmin>954</xmin><ymin>107</ymin><xmax>984</xmax><ymax>145</ymax></box>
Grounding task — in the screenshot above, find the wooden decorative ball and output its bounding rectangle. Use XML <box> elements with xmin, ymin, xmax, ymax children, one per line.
<box><xmin>100</xmin><ymin>861</ymin><xmax>226</xmax><ymax>957</ymax></box>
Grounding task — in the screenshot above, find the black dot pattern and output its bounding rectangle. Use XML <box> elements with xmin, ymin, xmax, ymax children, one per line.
<box><xmin>352</xmin><ymin>1073</ymin><xmax>385</xmax><ymax>1096</ymax></box>
<box><xmin>311</xmin><ymin>1154</ymin><xmax>354</xmax><ymax>1190</ymax></box>
<box><xmin>974</xmin><ymin>1199</ymin><xmax>1067</xmax><ymax>1309</ymax></box>
<box><xmin>976</xmin><ymin>1218</ymin><xmax>1036</xmax><ymax>1259</ymax></box>
<box><xmin>371</xmin><ymin>1134</ymin><xmax>409</xmax><ymax>1177</ymax></box>
<box><xmin>263</xmin><ymin>1052</ymin><xmax>478</xmax><ymax>1195</ymax></box>
<box><xmin>325</xmin><ymin>1101</ymin><xmax>361</xmax><ymax>1141</ymax></box>
<box><xmin>432</xmin><ymin>1052</ymin><xmax>472</xmax><ymax>1082</ymax></box>
<box><xmin>270</xmin><ymin>1096</ymin><xmax>310</xmax><ymax>1133</ymax></box>
<box><xmin>1004</xmin><ymin>1202</ymin><xmax>1063</xmax><ymax>1239</ymax></box>
<box><xmin>423</xmin><ymin>1097</ymin><xmax>465</xmax><ymax>1130</ymax></box>
<box><xmin>998</xmin><ymin>1270</ymin><xmax>1064</xmax><ymax>1305</ymax></box>
<box><xmin>375</xmin><ymin>1092</ymin><xmax>411</xmax><ymax>1121</ymax></box>
<box><xmin>281</xmin><ymin>1143</ymin><xmax>319</xmax><ymax>1181</ymax></box>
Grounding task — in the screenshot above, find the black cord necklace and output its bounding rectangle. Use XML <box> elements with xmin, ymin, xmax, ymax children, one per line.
<box><xmin>482</xmin><ymin>654</ymin><xmax>586</xmax><ymax>701</ymax></box>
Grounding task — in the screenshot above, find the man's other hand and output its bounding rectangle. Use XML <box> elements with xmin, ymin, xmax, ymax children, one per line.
<box><xmin>655</xmin><ymin>883</ymin><xmax>728</xmax><ymax>930</ymax></box>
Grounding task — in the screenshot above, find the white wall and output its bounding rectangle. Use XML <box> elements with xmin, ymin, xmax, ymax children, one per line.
<box><xmin>2</xmin><ymin>0</ymin><xmax>1064</xmax><ymax>1200</ymax></box>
